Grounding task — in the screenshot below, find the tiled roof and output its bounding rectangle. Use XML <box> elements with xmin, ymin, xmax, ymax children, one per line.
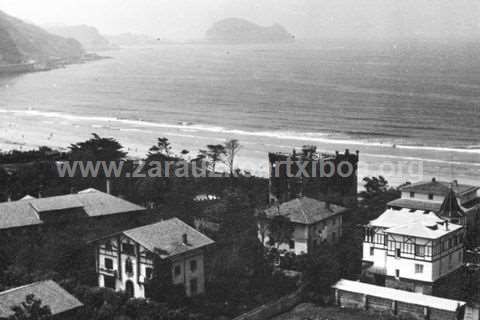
<box><xmin>0</xmin><ymin>280</ymin><xmax>83</xmax><ymax>318</ymax></box>
<box><xmin>333</xmin><ymin>279</ymin><xmax>465</xmax><ymax>312</ymax></box>
<box><xmin>123</xmin><ymin>218</ymin><xmax>214</xmax><ymax>258</ymax></box>
<box><xmin>264</xmin><ymin>197</ymin><xmax>346</xmax><ymax>225</ymax></box>
<box><xmin>387</xmin><ymin>198</ymin><xmax>441</xmax><ymax>212</ymax></box>
<box><xmin>400</xmin><ymin>179</ymin><xmax>478</xmax><ymax>196</ymax></box>
<box><xmin>0</xmin><ymin>189</ymin><xmax>145</xmax><ymax>230</ymax></box>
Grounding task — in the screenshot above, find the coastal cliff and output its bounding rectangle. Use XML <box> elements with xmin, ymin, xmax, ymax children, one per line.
<box><xmin>206</xmin><ymin>18</ymin><xmax>294</xmax><ymax>44</ymax></box>
<box><xmin>46</xmin><ymin>25</ymin><xmax>114</xmax><ymax>51</ymax></box>
<box><xmin>0</xmin><ymin>10</ymin><xmax>85</xmax><ymax>69</ymax></box>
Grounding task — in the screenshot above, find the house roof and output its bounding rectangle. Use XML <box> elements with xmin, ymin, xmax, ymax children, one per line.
<box><xmin>264</xmin><ymin>197</ymin><xmax>346</xmax><ymax>225</ymax></box>
<box><xmin>400</xmin><ymin>179</ymin><xmax>478</xmax><ymax>196</ymax></box>
<box><xmin>387</xmin><ymin>221</ymin><xmax>463</xmax><ymax>239</ymax></box>
<box><xmin>0</xmin><ymin>189</ymin><xmax>145</xmax><ymax>230</ymax></box>
<box><xmin>123</xmin><ymin>218</ymin><xmax>215</xmax><ymax>259</ymax></box>
<box><xmin>369</xmin><ymin>208</ymin><xmax>462</xmax><ymax>239</ymax></box>
<box><xmin>333</xmin><ymin>279</ymin><xmax>465</xmax><ymax>312</ymax></box>
<box><xmin>369</xmin><ymin>208</ymin><xmax>442</xmax><ymax>229</ymax></box>
<box><xmin>387</xmin><ymin>198</ymin><xmax>442</xmax><ymax>212</ymax></box>
<box><xmin>438</xmin><ymin>189</ymin><xmax>465</xmax><ymax>219</ymax></box>
<box><xmin>0</xmin><ymin>280</ymin><xmax>83</xmax><ymax>318</ymax></box>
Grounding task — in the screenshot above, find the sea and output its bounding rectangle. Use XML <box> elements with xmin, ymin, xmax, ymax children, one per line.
<box><xmin>0</xmin><ymin>40</ymin><xmax>479</xmax><ymax>186</ymax></box>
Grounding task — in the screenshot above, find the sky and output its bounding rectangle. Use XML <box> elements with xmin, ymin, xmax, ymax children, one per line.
<box><xmin>1</xmin><ymin>0</ymin><xmax>479</xmax><ymax>41</ymax></box>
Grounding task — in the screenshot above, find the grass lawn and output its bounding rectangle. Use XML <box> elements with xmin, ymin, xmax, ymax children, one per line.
<box><xmin>271</xmin><ymin>303</ymin><xmax>398</xmax><ymax>320</ymax></box>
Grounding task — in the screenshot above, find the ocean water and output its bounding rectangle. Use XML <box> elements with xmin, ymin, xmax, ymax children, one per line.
<box><xmin>0</xmin><ymin>40</ymin><xmax>479</xmax><ymax>185</ymax></box>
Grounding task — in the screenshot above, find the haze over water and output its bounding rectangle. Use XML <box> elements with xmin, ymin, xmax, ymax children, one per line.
<box><xmin>1</xmin><ymin>40</ymin><xmax>480</xmax><ymax>186</ymax></box>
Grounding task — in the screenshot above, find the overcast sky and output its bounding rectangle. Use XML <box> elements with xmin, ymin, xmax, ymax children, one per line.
<box><xmin>1</xmin><ymin>0</ymin><xmax>479</xmax><ymax>40</ymax></box>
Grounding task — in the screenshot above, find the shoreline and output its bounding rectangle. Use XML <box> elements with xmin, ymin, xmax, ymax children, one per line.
<box><xmin>1</xmin><ymin>108</ymin><xmax>480</xmax><ymax>187</ymax></box>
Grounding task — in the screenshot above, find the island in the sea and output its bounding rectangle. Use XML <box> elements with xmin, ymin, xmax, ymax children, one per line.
<box><xmin>206</xmin><ymin>18</ymin><xmax>294</xmax><ymax>44</ymax></box>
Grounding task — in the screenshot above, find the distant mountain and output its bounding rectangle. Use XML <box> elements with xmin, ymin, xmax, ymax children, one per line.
<box><xmin>47</xmin><ymin>25</ymin><xmax>113</xmax><ymax>51</ymax></box>
<box><xmin>0</xmin><ymin>10</ymin><xmax>84</xmax><ymax>65</ymax></box>
<box><xmin>206</xmin><ymin>18</ymin><xmax>294</xmax><ymax>44</ymax></box>
<box><xmin>106</xmin><ymin>33</ymin><xmax>167</xmax><ymax>47</ymax></box>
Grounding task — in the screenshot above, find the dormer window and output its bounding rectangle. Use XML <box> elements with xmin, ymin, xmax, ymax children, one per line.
<box><xmin>410</xmin><ymin>192</ymin><xmax>415</xmax><ymax>198</ymax></box>
<box><xmin>428</xmin><ymin>194</ymin><xmax>434</xmax><ymax>200</ymax></box>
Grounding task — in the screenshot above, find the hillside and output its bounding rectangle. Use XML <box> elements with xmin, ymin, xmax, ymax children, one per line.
<box><xmin>47</xmin><ymin>25</ymin><xmax>113</xmax><ymax>51</ymax></box>
<box><xmin>206</xmin><ymin>18</ymin><xmax>294</xmax><ymax>44</ymax></box>
<box><xmin>0</xmin><ymin>10</ymin><xmax>84</xmax><ymax>65</ymax></box>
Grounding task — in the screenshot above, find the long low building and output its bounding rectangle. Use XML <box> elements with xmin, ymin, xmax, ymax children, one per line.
<box><xmin>333</xmin><ymin>279</ymin><xmax>466</xmax><ymax>320</ymax></box>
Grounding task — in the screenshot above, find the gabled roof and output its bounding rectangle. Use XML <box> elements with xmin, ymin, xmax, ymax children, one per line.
<box><xmin>123</xmin><ymin>218</ymin><xmax>214</xmax><ymax>259</ymax></box>
<box><xmin>400</xmin><ymin>179</ymin><xmax>478</xmax><ymax>196</ymax></box>
<box><xmin>438</xmin><ymin>189</ymin><xmax>465</xmax><ymax>219</ymax></box>
<box><xmin>333</xmin><ymin>279</ymin><xmax>465</xmax><ymax>312</ymax></box>
<box><xmin>0</xmin><ymin>189</ymin><xmax>145</xmax><ymax>230</ymax></box>
<box><xmin>264</xmin><ymin>197</ymin><xmax>346</xmax><ymax>225</ymax></box>
<box><xmin>0</xmin><ymin>280</ymin><xmax>83</xmax><ymax>318</ymax></box>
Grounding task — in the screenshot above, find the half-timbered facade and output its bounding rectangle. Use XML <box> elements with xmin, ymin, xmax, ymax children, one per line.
<box><xmin>96</xmin><ymin>218</ymin><xmax>214</xmax><ymax>298</ymax></box>
<box><xmin>363</xmin><ymin>208</ymin><xmax>464</xmax><ymax>294</ymax></box>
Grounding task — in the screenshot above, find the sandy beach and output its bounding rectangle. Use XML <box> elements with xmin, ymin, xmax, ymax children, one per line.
<box><xmin>1</xmin><ymin>108</ymin><xmax>479</xmax><ymax>187</ymax></box>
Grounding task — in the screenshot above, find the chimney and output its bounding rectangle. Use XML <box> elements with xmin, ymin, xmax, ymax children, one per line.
<box><xmin>7</xmin><ymin>194</ymin><xmax>11</xmax><ymax>202</ymax></box>
<box><xmin>453</xmin><ymin>180</ymin><xmax>458</xmax><ymax>186</ymax></box>
<box><xmin>182</xmin><ymin>233</ymin><xmax>188</xmax><ymax>245</ymax></box>
<box><xmin>37</xmin><ymin>191</ymin><xmax>42</xmax><ymax>198</ymax></box>
<box><xmin>445</xmin><ymin>220</ymin><xmax>449</xmax><ymax>231</ymax></box>
<box><xmin>432</xmin><ymin>177</ymin><xmax>436</xmax><ymax>182</ymax></box>
<box><xmin>325</xmin><ymin>201</ymin><xmax>330</xmax><ymax>210</ymax></box>
<box><xmin>106</xmin><ymin>179</ymin><xmax>111</xmax><ymax>194</ymax></box>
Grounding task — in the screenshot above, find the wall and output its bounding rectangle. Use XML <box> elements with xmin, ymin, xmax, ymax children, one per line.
<box><xmin>171</xmin><ymin>252</ymin><xmax>205</xmax><ymax>296</ymax></box>
<box><xmin>335</xmin><ymin>289</ymin><xmax>462</xmax><ymax>320</ymax></box>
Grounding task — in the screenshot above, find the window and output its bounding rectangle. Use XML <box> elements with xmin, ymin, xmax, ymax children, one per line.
<box><xmin>105</xmin><ymin>258</ymin><xmax>113</xmax><ymax>270</ymax></box>
<box><xmin>332</xmin><ymin>232</ymin><xmax>336</xmax><ymax>242</ymax></box>
<box><xmin>105</xmin><ymin>241</ymin><xmax>112</xmax><ymax>251</ymax></box>
<box><xmin>289</xmin><ymin>240</ymin><xmax>295</xmax><ymax>249</ymax></box>
<box><xmin>448</xmin><ymin>238</ymin><xmax>452</xmax><ymax>249</ymax></box>
<box><xmin>122</xmin><ymin>243</ymin><xmax>135</xmax><ymax>255</ymax></box>
<box><xmin>174</xmin><ymin>265</ymin><xmax>181</xmax><ymax>277</ymax></box>
<box><xmin>410</xmin><ymin>192</ymin><xmax>415</xmax><ymax>198</ymax></box>
<box><xmin>428</xmin><ymin>194</ymin><xmax>434</xmax><ymax>200</ymax></box>
<box><xmin>104</xmin><ymin>275</ymin><xmax>116</xmax><ymax>289</ymax></box>
<box><xmin>370</xmin><ymin>247</ymin><xmax>374</xmax><ymax>256</ymax></box>
<box><xmin>415</xmin><ymin>264</ymin><xmax>424</xmax><ymax>274</ymax></box>
<box><xmin>190</xmin><ymin>260</ymin><xmax>197</xmax><ymax>272</ymax></box>
<box><xmin>146</xmin><ymin>267</ymin><xmax>153</xmax><ymax>279</ymax></box>
<box><xmin>415</xmin><ymin>245</ymin><xmax>425</xmax><ymax>257</ymax></box>
<box><xmin>332</xmin><ymin>218</ymin><xmax>336</xmax><ymax>226</ymax></box>
<box><xmin>395</xmin><ymin>269</ymin><xmax>400</xmax><ymax>278</ymax></box>
<box><xmin>190</xmin><ymin>278</ymin><xmax>198</xmax><ymax>295</ymax></box>
<box><xmin>395</xmin><ymin>248</ymin><xmax>401</xmax><ymax>258</ymax></box>
<box><xmin>125</xmin><ymin>258</ymin><xmax>133</xmax><ymax>274</ymax></box>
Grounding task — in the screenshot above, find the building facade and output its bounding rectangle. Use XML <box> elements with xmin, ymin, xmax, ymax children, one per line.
<box><xmin>96</xmin><ymin>218</ymin><xmax>214</xmax><ymax>298</ymax></box>
<box><xmin>363</xmin><ymin>208</ymin><xmax>464</xmax><ymax>294</ymax></box>
<box><xmin>260</xmin><ymin>196</ymin><xmax>346</xmax><ymax>255</ymax></box>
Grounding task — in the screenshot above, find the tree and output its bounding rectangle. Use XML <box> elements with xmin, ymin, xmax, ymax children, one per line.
<box><xmin>69</xmin><ymin>133</ymin><xmax>127</xmax><ymax>161</ymax></box>
<box><xmin>224</xmin><ymin>139</ymin><xmax>241</xmax><ymax>176</ymax></box>
<box><xmin>9</xmin><ymin>294</ymin><xmax>52</xmax><ymax>320</ymax></box>
<box><xmin>268</xmin><ymin>215</ymin><xmax>294</xmax><ymax>249</ymax></box>
<box><xmin>147</xmin><ymin>137</ymin><xmax>173</xmax><ymax>161</ymax></box>
<box><xmin>204</xmin><ymin>144</ymin><xmax>226</xmax><ymax>174</ymax></box>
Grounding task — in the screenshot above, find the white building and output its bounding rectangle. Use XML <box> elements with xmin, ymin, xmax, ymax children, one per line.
<box><xmin>363</xmin><ymin>208</ymin><xmax>464</xmax><ymax>294</ymax></box>
<box><xmin>95</xmin><ymin>218</ymin><xmax>214</xmax><ymax>298</ymax></box>
<box><xmin>388</xmin><ymin>178</ymin><xmax>479</xmax><ymax>228</ymax></box>
<box><xmin>259</xmin><ymin>197</ymin><xmax>346</xmax><ymax>255</ymax></box>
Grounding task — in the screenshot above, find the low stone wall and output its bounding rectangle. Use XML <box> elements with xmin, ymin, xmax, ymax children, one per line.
<box><xmin>232</xmin><ymin>289</ymin><xmax>303</xmax><ymax>320</ymax></box>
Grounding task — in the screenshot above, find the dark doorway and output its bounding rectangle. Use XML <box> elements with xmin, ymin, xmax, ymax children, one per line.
<box><xmin>125</xmin><ymin>280</ymin><xmax>134</xmax><ymax>298</ymax></box>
